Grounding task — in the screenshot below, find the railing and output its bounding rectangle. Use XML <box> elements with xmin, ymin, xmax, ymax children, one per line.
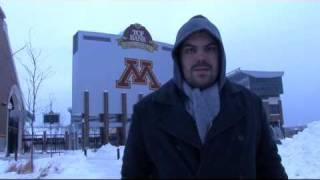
<box><xmin>23</xmin><ymin>134</ymin><xmax>66</xmax><ymax>155</ymax></box>
<box><xmin>22</xmin><ymin>131</ymin><xmax>121</xmax><ymax>154</ymax></box>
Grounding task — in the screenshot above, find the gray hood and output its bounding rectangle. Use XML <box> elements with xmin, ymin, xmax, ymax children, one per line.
<box><xmin>171</xmin><ymin>15</ymin><xmax>226</xmax><ymax>90</ymax></box>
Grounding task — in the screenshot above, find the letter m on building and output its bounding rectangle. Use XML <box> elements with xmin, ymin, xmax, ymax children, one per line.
<box><xmin>116</xmin><ymin>58</ymin><xmax>161</xmax><ymax>90</ymax></box>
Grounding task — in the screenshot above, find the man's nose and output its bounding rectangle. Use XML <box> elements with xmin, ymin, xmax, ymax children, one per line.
<box><xmin>195</xmin><ymin>49</ymin><xmax>207</xmax><ymax>63</ymax></box>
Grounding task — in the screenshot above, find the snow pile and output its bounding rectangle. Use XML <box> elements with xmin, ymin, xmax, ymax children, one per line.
<box><xmin>0</xmin><ymin>144</ymin><xmax>124</xmax><ymax>179</ymax></box>
<box><xmin>278</xmin><ymin>120</ymin><xmax>320</xmax><ymax>179</ymax></box>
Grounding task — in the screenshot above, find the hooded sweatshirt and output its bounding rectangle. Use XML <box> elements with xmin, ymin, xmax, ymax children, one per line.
<box><xmin>171</xmin><ymin>15</ymin><xmax>227</xmax><ymax>143</ymax></box>
<box><xmin>172</xmin><ymin>15</ymin><xmax>226</xmax><ymax>90</ymax></box>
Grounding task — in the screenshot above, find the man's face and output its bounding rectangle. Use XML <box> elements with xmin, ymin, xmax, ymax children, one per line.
<box><xmin>180</xmin><ymin>31</ymin><xmax>219</xmax><ymax>89</ymax></box>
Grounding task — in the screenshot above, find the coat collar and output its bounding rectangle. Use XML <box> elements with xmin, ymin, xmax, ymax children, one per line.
<box><xmin>205</xmin><ymin>84</ymin><xmax>246</xmax><ymax>142</ymax></box>
<box><xmin>152</xmin><ymin>79</ymin><xmax>241</xmax><ymax>105</ymax></box>
<box><xmin>152</xmin><ymin>80</ymin><xmax>184</xmax><ymax>106</ymax></box>
<box><xmin>152</xmin><ymin>80</ymin><xmax>201</xmax><ymax>148</ymax></box>
<box><xmin>152</xmin><ymin>79</ymin><xmax>246</xmax><ymax>149</ymax></box>
<box><xmin>156</xmin><ymin>101</ymin><xmax>203</xmax><ymax>149</ymax></box>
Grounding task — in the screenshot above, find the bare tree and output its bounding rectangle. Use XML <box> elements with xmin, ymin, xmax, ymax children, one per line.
<box><xmin>12</xmin><ymin>44</ymin><xmax>27</xmax><ymax>57</ymax></box>
<box><xmin>19</xmin><ymin>31</ymin><xmax>52</xmax><ymax>172</ymax></box>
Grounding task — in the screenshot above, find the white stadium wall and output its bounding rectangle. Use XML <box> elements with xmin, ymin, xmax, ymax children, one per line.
<box><xmin>72</xmin><ymin>24</ymin><xmax>173</xmax><ymax>120</ymax></box>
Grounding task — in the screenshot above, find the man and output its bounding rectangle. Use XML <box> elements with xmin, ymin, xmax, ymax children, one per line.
<box><xmin>121</xmin><ymin>15</ymin><xmax>288</xmax><ymax>179</ymax></box>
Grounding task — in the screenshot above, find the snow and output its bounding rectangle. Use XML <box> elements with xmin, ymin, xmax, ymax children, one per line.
<box><xmin>0</xmin><ymin>120</ymin><xmax>320</xmax><ymax>179</ymax></box>
<box><xmin>0</xmin><ymin>145</ymin><xmax>124</xmax><ymax>179</ymax></box>
<box><xmin>278</xmin><ymin>120</ymin><xmax>320</xmax><ymax>179</ymax></box>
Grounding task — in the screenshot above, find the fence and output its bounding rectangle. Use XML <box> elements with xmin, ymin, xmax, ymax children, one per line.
<box><xmin>22</xmin><ymin>128</ymin><xmax>122</xmax><ymax>154</ymax></box>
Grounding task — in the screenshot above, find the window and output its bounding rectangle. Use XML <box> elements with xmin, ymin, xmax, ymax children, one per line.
<box><xmin>269</xmin><ymin>104</ymin><xmax>280</xmax><ymax>114</ymax></box>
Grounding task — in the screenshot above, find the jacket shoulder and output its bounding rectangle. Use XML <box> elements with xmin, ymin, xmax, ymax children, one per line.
<box><xmin>223</xmin><ymin>79</ymin><xmax>262</xmax><ymax>102</ymax></box>
<box><xmin>134</xmin><ymin>80</ymin><xmax>180</xmax><ymax>109</ymax></box>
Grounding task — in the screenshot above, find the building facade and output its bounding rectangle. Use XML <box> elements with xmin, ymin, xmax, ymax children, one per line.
<box><xmin>0</xmin><ymin>7</ymin><xmax>27</xmax><ymax>155</ymax></box>
<box><xmin>71</xmin><ymin>23</ymin><xmax>173</xmax><ymax>146</ymax></box>
<box><xmin>227</xmin><ymin>68</ymin><xmax>285</xmax><ymax>140</ymax></box>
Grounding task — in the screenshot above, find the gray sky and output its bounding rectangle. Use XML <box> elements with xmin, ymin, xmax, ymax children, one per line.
<box><xmin>1</xmin><ymin>0</ymin><xmax>320</xmax><ymax>127</ymax></box>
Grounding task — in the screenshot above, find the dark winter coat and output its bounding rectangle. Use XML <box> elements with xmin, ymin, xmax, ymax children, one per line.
<box><xmin>121</xmin><ymin>79</ymin><xmax>288</xmax><ymax>179</ymax></box>
<box><xmin>121</xmin><ymin>15</ymin><xmax>287</xmax><ymax>179</ymax></box>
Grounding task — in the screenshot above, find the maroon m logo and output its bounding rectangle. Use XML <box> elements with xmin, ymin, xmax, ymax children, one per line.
<box><xmin>116</xmin><ymin>58</ymin><xmax>161</xmax><ymax>90</ymax></box>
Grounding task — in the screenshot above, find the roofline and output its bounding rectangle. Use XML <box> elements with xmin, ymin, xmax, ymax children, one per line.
<box><xmin>227</xmin><ymin>68</ymin><xmax>284</xmax><ymax>78</ymax></box>
<box><xmin>0</xmin><ymin>6</ymin><xmax>6</xmax><ymax>19</ymax></box>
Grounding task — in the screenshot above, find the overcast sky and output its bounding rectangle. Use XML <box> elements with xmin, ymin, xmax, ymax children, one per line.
<box><xmin>1</xmin><ymin>0</ymin><xmax>319</xmax><ymax>127</ymax></box>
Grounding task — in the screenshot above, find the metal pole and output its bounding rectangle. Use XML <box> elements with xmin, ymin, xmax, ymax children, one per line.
<box><xmin>121</xmin><ymin>93</ymin><xmax>127</xmax><ymax>145</ymax></box>
<box><xmin>43</xmin><ymin>131</ymin><xmax>46</xmax><ymax>153</ymax></box>
<box><xmin>54</xmin><ymin>133</ymin><xmax>56</xmax><ymax>154</ymax></box>
<box><xmin>103</xmin><ymin>91</ymin><xmax>109</xmax><ymax>144</ymax></box>
<box><xmin>14</xmin><ymin>148</ymin><xmax>17</xmax><ymax>161</ymax></box>
<box><xmin>138</xmin><ymin>93</ymin><xmax>143</xmax><ymax>101</ymax></box>
<box><xmin>50</xmin><ymin>123</ymin><xmax>52</xmax><ymax>158</ymax></box>
<box><xmin>84</xmin><ymin>90</ymin><xmax>89</xmax><ymax>156</ymax></box>
<box><xmin>117</xmin><ymin>147</ymin><xmax>120</xmax><ymax>160</ymax></box>
<box><xmin>93</xmin><ymin>129</ymin><xmax>95</xmax><ymax>151</ymax></box>
<box><xmin>82</xmin><ymin>118</ymin><xmax>85</xmax><ymax>156</ymax></box>
<box><xmin>65</xmin><ymin>131</ymin><xmax>68</xmax><ymax>150</ymax></box>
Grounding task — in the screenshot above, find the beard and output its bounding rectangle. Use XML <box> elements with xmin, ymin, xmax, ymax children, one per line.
<box><xmin>186</xmin><ymin>62</ymin><xmax>218</xmax><ymax>89</ymax></box>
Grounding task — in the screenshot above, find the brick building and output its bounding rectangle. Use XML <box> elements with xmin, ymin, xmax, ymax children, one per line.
<box><xmin>0</xmin><ymin>6</ymin><xmax>27</xmax><ymax>155</ymax></box>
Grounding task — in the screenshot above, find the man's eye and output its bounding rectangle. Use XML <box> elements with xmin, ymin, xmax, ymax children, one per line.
<box><xmin>206</xmin><ymin>45</ymin><xmax>218</xmax><ymax>52</ymax></box>
<box><xmin>183</xmin><ymin>47</ymin><xmax>195</xmax><ymax>54</ymax></box>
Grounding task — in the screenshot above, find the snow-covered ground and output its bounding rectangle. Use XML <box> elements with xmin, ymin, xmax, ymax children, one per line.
<box><xmin>0</xmin><ymin>120</ymin><xmax>319</xmax><ymax>179</ymax></box>
<box><xmin>0</xmin><ymin>145</ymin><xmax>125</xmax><ymax>179</ymax></box>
